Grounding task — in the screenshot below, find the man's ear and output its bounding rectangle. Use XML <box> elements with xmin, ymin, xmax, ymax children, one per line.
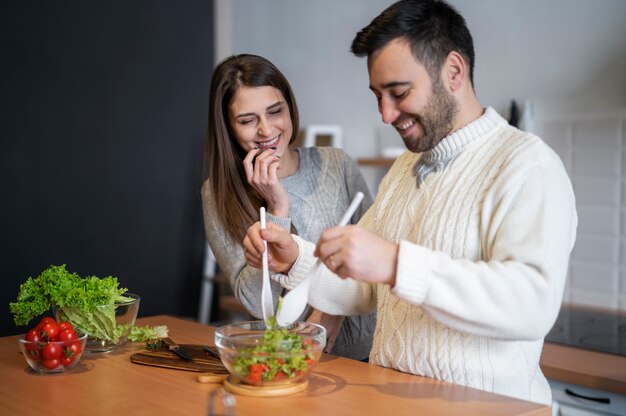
<box><xmin>442</xmin><ymin>51</ymin><xmax>466</xmax><ymax>92</ymax></box>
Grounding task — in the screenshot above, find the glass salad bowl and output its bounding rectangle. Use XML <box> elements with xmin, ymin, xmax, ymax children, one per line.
<box><xmin>215</xmin><ymin>320</ymin><xmax>326</xmax><ymax>387</ymax></box>
<box><xmin>54</xmin><ymin>293</ymin><xmax>141</xmax><ymax>353</ymax></box>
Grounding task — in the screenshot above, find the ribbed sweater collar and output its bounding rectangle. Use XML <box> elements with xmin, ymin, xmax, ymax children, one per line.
<box><xmin>414</xmin><ymin>107</ymin><xmax>502</xmax><ymax>186</ymax></box>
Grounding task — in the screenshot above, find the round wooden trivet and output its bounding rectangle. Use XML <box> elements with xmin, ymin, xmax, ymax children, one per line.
<box><xmin>197</xmin><ymin>372</ymin><xmax>229</xmax><ymax>383</ymax></box>
<box><xmin>223</xmin><ymin>375</ymin><xmax>308</xmax><ymax>397</ymax></box>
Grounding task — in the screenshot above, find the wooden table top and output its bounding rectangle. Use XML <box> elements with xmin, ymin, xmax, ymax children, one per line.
<box><xmin>0</xmin><ymin>315</ymin><xmax>550</xmax><ymax>416</ymax></box>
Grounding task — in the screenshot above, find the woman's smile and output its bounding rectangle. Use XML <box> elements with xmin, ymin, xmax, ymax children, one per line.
<box><xmin>256</xmin><ymin>134</ymin><xmax>281</xmax><ymax>150</ymax></box>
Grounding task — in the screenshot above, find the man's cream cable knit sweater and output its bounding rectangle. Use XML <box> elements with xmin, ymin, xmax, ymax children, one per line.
<box><xmin>276</xmin><ymin>108</ymin><xmax>578</xmax><ymax>405</ymax></box>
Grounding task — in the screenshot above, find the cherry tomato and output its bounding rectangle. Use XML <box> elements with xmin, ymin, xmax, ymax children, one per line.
<box><xmin>38</xmin><ymin>317</ymin><xmax>56</xmax><ymax>326</ymax></box>
<box><xmin>24</xmin><ymin>329</ymin><xmax>41</xmax><ymax>350</ymax></box>
<box><xmin>38</xmin><ymin>322</ymin><xmax>59</xmax><ymax>341</ymax></box>
<box><xmin>57</xmin><ymin>321</ymin><xmax>74</xmax><ymax>333</ymax></box>
<box><xmin>58</xmin><ymin>328</ymin><xmax>77</xmax><ymax>343</ymax></box>
<box><xmin>41</xmin><ymin>358</ymin><xmax>61</xmax><ymax>370</ymax></box>
<box><xmin>25</xmin><ymin>329</ymin><xmax>40</xmax><ymax>342</ymax></box>
<box><xmin>42</xmin><ymin>342</ymin><xmax>62</xmax><ymax>359</ymax></box>
<box><xmin>59</xmin><ymin>355</ymin><xmax>74</xmax><ymax>366</ymax></box>
<box><xmin>66</xmin><ymin>341</ymin><xmax>82</xmax><ymax>356</ymax></box>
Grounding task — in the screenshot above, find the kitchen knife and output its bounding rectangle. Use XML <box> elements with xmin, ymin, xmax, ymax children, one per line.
<box><xmin>201</xmin><ymin>345</ymin><xmax>221</xmax><ymax>359</ymax></box>
<box><xmin>163</xmin><ymin>337</ymin><xmax>195</xmax><ymax>361</ymax></box>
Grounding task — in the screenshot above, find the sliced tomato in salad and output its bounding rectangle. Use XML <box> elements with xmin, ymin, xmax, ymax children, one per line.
<box><xmin>245</xmin><ymin>363</ymin><xmax>270</xmax><ymax>384</ymax></box>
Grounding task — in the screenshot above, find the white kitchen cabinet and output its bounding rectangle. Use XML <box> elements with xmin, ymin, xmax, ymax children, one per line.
<box><xmin>550</xmin><ymin>379</ymin><xmax>626</xmax><ymax>416</ymax></box>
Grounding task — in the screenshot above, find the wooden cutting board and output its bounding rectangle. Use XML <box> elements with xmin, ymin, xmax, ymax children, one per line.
<box><xmin>130</xmin><ymin>344</ymin><xmax>229</xmax><ymax>374</ymax></box>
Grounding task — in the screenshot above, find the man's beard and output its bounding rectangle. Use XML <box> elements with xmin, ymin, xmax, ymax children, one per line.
<box><xmin>403</xmin><ymin>78</ymin><xmax>458</xmax><ymax>153</ymax></box>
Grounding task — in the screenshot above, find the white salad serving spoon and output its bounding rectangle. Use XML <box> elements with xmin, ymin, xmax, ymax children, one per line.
<box><xmin>276</xmin><ymin>192</ymin><xmax>365</xmax><ymax>327</ymax></box>
<box><xmin>259</xmin><ymin>207</ymin><xmax>274</xmax><ymax>326</ymax></box>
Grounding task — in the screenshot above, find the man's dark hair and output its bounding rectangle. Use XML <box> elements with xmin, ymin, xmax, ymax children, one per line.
<box><xmin>351</xmin><ymin>0</ymin><xmax>475</xmax><ymax>86</ymax></box>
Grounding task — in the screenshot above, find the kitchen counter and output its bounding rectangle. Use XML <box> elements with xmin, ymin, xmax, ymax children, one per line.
<box><xmin>1</xmin><ymin>315</ymin><xmax>550</xmax><ymax>416</ymax></box>
<box><xmin>541</xmin><ymin>342</ymin><xmax>626</xmax><ymax>396</ymax></box>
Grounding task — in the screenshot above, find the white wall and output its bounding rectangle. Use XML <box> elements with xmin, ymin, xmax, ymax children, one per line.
<box><xmin>214</xmin><ymin>0</ymin><xmax>626</xmax><ymax>311</ymax></box>
<box><xmin>539</xmin><ymin>112</ymin><xmax>626</xmax><ymax>311</ymax></box>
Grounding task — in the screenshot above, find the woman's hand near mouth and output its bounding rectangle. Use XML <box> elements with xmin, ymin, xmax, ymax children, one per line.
<box><xmin>243</xmin><ymin>147</ymin><xmax>289</xmax><ymax>217</ymax></box>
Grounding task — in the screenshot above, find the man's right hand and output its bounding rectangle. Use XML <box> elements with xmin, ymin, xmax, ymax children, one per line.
<box><xmin>315</xmin><ymin>224</ymin><xmax>399</xmax><ymax>286</ymax></box>
<box><xmin>243</xmin><ymin>221</ymin><xmax>299</xmax><ymax>274</ymax></box>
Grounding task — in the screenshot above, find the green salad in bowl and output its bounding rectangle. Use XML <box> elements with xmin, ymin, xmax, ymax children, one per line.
<box><xmin>215</xmin><ymin>318</ymin><xmax>326</xmax><ymax>386</ymax></box>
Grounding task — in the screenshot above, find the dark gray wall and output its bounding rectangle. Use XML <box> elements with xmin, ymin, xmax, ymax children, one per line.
<box><xmin>1</xmin><ymin>1</ymin><xmax>213</xmax><ymax>335</ymax></box>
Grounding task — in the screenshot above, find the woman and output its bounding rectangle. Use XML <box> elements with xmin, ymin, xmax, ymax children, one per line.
<box><xmin>201</xmin><ymin>54</ymin><xmax>375</xmax><ymax>360</ymax></box>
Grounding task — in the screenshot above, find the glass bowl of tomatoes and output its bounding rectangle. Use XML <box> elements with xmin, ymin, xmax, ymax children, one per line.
<box><xmin>18</xmin><ymin>317</ymin><xmax>88</xmax><ymax>374</ymax></box>
<box><xmin>214</xmin><ymin>320</ymin><xmax>326</xmax><ymax>387</ymax></box>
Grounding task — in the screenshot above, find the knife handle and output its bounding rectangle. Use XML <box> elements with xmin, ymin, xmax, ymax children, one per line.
<box><xmin>162</xmin><ymin>337</ymin><xmax>194</xmax><ymax>361</ymax></box>
<box><xmin>163</xmin><ymin>337</ymin><xmax>179</xmax><ymax>350</ymax></box>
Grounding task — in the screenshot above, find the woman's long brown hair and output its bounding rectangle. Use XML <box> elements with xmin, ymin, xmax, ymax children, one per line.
<box><xmin>204</xmin><ymin>54</ymin><xmax>300</xmax><ymax>243</ymax></box>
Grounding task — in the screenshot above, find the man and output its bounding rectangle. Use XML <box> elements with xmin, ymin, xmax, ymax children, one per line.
<box><xmin>243</xmin><ymin>0</ymin><xmax>577</xmax><ymax>406</ymax></box>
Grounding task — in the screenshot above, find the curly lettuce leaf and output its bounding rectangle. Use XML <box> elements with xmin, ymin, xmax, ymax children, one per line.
<box><xmin>129</xmin><ymin>325</ymin><xmax>169</xmax><ymax>342</ymax></box>
<box><xmin>10</xmin><ymin>265</ymin><xmax>80</xmax><ymax>325</ymax></box>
